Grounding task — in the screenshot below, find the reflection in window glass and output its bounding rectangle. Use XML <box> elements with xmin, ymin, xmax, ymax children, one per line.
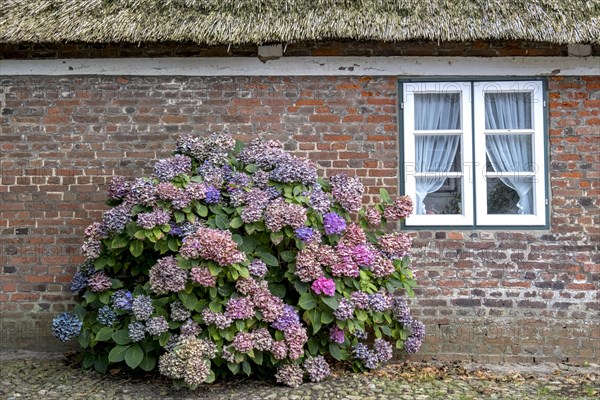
<box><xmin>416</xmin><ymin>178</ymin><xmax>462</xmax><ymax>215</ymax></box>
<box><xmin>487</xmin><ymin>177</ymin><xmax>534</xmax><ymax>215</ymax></box>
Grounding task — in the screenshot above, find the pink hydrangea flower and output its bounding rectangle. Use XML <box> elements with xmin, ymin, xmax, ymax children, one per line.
<box><xmin>311</xmin><ymin>276</ymin><xmax>336</xmax><ymax>296</ymax></box>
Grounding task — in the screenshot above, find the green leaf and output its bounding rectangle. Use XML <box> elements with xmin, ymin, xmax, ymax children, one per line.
<box><xmin>242</xmin><ymin>361</ymin><xmax>251</xmax><ymax>376</ymax></box>
<box><xmin>381</xmin><ymin>325</ymin><xmax>392</xmax><ymax>337</ymax></box>
<box><xmin>244</xmin><ymin>164</ymin><xmax>258</xmax><ymax>173</ymax></box>
<box><xmin>112</xmin><ymin>330</ymin><xmax>131</xmax><ymax>345</ymax></box>
<box><xmin>252</xmin><ymin>351</ymin><xmax>263</xmax><ymax>365</ymax></box>
<box><xmin>229</xmin><ymin>217</ymin><xmax>243</xmax><ymax>229</ymax></box>
<box><xmin>125</xmin><ymin>344</ymin><xmax>144</xmax><ymax>369</ymax></box>
<box><xmin>78</xmin><ymin>330</ymin><xmax>90</xmax><ymax>348</ymax></box>
<box><xmin>329</xmin><ymin>343</ymin><xmax>342</xmax><ymax>360</ymax></box>
<box><xmin>298</xmin><ymin>292</ymin><xmax>317</xmax><ymax>310</ymax></box>
<box><xmin>258</xmin><ymin>252</ymin><xmax>278</xmax><ymax>267</ymax></box>
<box><xmin>159</xmin><ymin>332</ymin><xmax>171</xmax><ymax>347</ymax></box>
<box><xmin>129</xmin><ymin>240</ymin><xmax>143</xmax><ymax>257</ymax></box>
<box><xmin>108</xmin><ymin>345</ymin><xmax>130</xmax><ymax>363</ymax></box>
<box><xmin>227</xmin><ymin>362</ymin><xmax>240</xmax><ymax>375</ymax></box>
<box><xmin>82</xmin><ymin>353</ymin><xmax>95</xmax><ymax>369</ymax></box>
<box><xmin>139</xmin><ymin>354</ymin><xmax>156</xmax><ymax>372</ymax></box>
<box><xmin>280</xmin><ymin>251</ymin><xmax>296</xmax><ymax>262</ymax></box>
<box><xmin>178</xmin><ymin>291</ymin><xmax>198</xmax><ymax>310</ymax></box>
<box><xmin>270</xmin><ymin>231</ymin><xmax>284</xmax><ymax>245</ymax></box>
<box><xmin>268</xmin><ymin>284</ymin><xmax>286</xmax><ymax>298</ymax></box>
<box><xmin>99</xmin><ymin>291</ymin><xmax>111</xmax><ymax>305</ymax></box>
<box><xmin>321</xmin><ymin>296</ymin><xmax>339</xmax><ymax>310</ymax></box>
<box><xmin>174</xmin><ymin>211</ymin><xmax>185</xmax><ymax>223</ymax></box>
<box><xmin>321</xmin><ymin>310</ymin><xmax>334</xmax><ymax>324</ymax></box>
<box><xmin>167</xmin><ymin>237</ymin><xmax>179</xmax><ymax>252</ymax></box>
<box><xmin>94</xmin><ymin>356</ymin><xmax>108</xmax><ymax>374</ymax></box>
<box><xmin>379</xmin><ymin>188</ymin><xmax>392</xmax><ymax>203</ymax></box>
<box><xmin>215</xmin><ymin>215</ymin><xmax>229</xmax><ymax>230</ymax></box>
<box><xmin>205</xmin><ymin>370</ymin><xmax>216</xmax><ymax>384</ymax></box>
<box><xmin>95</xmin><ymin>327</ymin><xmax>114</xmax><ymax>341</ymax></box>
<box><xmin>308</xmin><ymin>338</ymin><xmax>319</xmax><ymax>355</ymax></box>
<box><xmin>111</xmin><ymin>235</ymin><xmax>129</xmax><ymax>249</ymax></box>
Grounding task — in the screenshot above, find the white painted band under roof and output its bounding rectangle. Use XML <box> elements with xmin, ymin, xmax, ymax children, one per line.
<box><xmin>1</xmin><ymin>57</ymin><xmax>598</xmax><ymax>76</ymax></box>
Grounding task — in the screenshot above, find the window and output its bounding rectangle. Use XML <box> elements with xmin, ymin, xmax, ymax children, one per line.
<box><xmin>400</xmin><ymin>80</ymin><xmax>548</xmax><ymax>228</ymax></box>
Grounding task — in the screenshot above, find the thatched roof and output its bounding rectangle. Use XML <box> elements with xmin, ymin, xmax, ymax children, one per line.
<box><xmin>1</xmin><ymin>0</ymin><xmax>599</xmax><ymax>45</ymax></box>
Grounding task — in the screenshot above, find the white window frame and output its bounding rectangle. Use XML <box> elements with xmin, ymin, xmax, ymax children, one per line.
<box><xmin>401</xmin><ymin>80</ymin><xmax>548</xmax><ymax>228</ymax></box>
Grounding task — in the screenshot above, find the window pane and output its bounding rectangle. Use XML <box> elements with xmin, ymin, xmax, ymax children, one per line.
<box><xmin>487</xmin><ymin>177</ymin><xmax>534</xmax><ymax>215</ymax></box>
<box><xmin>414</xmin><ymin>93</ymin><xmax>461</xmax><ymax>130</ymax></box>
<box><xmin>415</xmin><ymin>135</ymin><xmax>461</xmax><ymax>172</ymax></box>
<box><xmin>485</xmin><ymin>92</ymin><xmax>532</xmax><ymax>130</ymax></box>
<box><xmin>485</xmin><ymin>134</ymin><xmax>533</xmax><ymax>172</ymax></box>
<box><xmin>416</xmin><ymin>177</ymin><xmax>462</xmax><ymax>215</ymax></box>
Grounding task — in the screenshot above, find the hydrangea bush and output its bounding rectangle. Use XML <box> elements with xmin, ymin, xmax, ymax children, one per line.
<box><xmin>52</xmin><ymin>133</ymin><xmax>424</xmax><ymax>387</ymax></box>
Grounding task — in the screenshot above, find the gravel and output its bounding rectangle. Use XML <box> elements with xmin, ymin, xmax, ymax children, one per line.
<box><xmin>0</xmin><ymin>351</ymin><xmax>598</xmax><ymax>400</ymax></box>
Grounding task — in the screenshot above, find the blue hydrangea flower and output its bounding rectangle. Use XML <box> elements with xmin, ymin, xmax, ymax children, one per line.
<box><xmin>97</xmin><ymin>305</ymin><xmax>117</xmax><ymax>326</ymax></box>
<box><xmin>112</xmin><ymin>290</ymin><xmax>133</xmax><ymax>310</ymax></box>
<box><xmin>204</xmin><ymin>186</ymin><xmax>221</xmax><ymax>204</ymax></box>
<box><xmin>52</xmin><ymin>312</ymin><xmax>82</xmax><ymax>342</ymax></box>
<box><xmin>70</xmin><ymin>272</ymin><xmax>87</xmax><ymax>293</ymax></box>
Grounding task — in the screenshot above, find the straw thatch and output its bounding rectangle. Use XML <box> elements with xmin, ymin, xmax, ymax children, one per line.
<box><xmin>1</xmin><ymin>0</ymin><xmax>599</xmax><ymax>45</ymax></box>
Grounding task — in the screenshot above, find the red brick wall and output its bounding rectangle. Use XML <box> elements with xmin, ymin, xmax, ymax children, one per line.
<box><xmin>1</xmin><ymin>75</ymin><xmax>598</xmax><ymax>363</ymax></box>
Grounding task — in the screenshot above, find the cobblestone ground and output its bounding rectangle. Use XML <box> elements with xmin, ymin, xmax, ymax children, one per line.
<box><xmin>0</xmin><ymin>352</ymin><xmax>598</xmax><ymax>400</ymax></box>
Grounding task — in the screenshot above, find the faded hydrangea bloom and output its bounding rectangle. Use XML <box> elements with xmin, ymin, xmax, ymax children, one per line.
<box><xmin>153</xmin><ymin>155</ymin><xmax>192</xmax><ymax>182</ymax></box>
<box><xmin>87</xmin><ymin>271</ymin><xmax>112</xmax><ymax>292</ymax></box>
<box><xmin>128</xmin><ymin>321</ymin><xmax>145</xmax><ymax>342</ymax></box>
<box><xmin>170</xmin><ymin>301</ymin><xmax>191</xmax><ymax>322</ymax></box>
<box><xmin>146</xmin><ymin>316</ymin><xmax>169</xmax><ymax>336</ymax></box>
<box><xmin>303</xmin><ymin>356</ymin><xmax>331</xmax><ymax>382</ymax></box>
<box><xmin>149</xmin><ymin>256</ymin><xmax>188</xmax><ymax>294</ymax></box>
<box><xmin>131</xmin><ymin>295</ymin><xmax>154</xmax><ymax>321</ymax></box>
<box><xmin>275</xmin><ymin>364</ymin><xmax>304</xmax><ymax>388</ymax></box>
<box><xmin>329</xmin><ymin>173</ymin><xmax>364</xmax><ymax>212</ymax></box>
<box><xmin>180</xmin><ymin>227</ymin><xmax>245</xmax><ymax>266</ymax></box>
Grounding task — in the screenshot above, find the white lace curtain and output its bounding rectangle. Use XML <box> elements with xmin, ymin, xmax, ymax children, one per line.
<box><xmin>485</xmin><ymin>93</ymin><xmax>533</xmax><ymax>214</ymax></box>
<box><xmin>414</xmin><ymin>93</ymin><xmax>460</xmax><ymax>214</ymax></box>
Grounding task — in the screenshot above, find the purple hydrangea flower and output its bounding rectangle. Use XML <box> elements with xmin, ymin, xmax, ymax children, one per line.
<box><xmin>329</xmin><ymin>325</ymin><xmax>345</xmax><ymax>344</ymax></box>
<box><xmin>204</xmin><ymin>186</ymin><xmax>221</xmax><ymax>204</ymax></box>
<box><xmin>384</xmin><ymin>196</ymin><xmax>413</xmax><ymax>221</ymax></box>
<box><xmin>225</xmin><ymin>297</ymin><xmax>255</xmax><ymax>320</ymax></box>
<box><xmin>333</xmin><ymin>298</ymin><xmax>355</xmax><ymax>320</ymax></box>
<box><xmin>137</xmin><ymin>208</ymin><xmax>171</xmax><ymax>230</ymax></box>
<box><xmin>107</xmin><ymin>176</ymin><xmax>130</xmax><ymax>200</ymax></box>
<box><xmin>232</xmin><ymin>332</ymin><xmax>253</xmax><ymax>353</ymax></box>
<box><xmin>102</xmin><ymin>203</ymin><xmax>132</xmax><ymax>233</ymax></box>
<box><xmin>329</xmin><ymin>173</ymin><xmax>364</xmax><ymax>212</ymax></box>
<box><xmin>392</xmin><ymin>296</ymin><xmax>412</xmax><ymax>326</ymax></box>
<box><xmin>271</xmin><ymin>305</ymin><xmax>300</xmax><ymax>331</ymax></box>
<box><xmin>304</xmin><ymin>356</ymin><xmax>331</xmax><ymax>382</ymax></box>
<box><xmin>170</xmin><ymin>301</ymin><xmax>191</xmax><ymax>322</ymax></box>
<box><xmin>248</xmin><ymin>259</ymin><xmax>268</xmax><ymax>277</ymax></box>
<box><xmin>323</xmin><ymin>212</ymin><xmax>346</xmax><ymax>235</ymax></box>
<box><xmin>411</xmin><ymin>320</ymin><xmax>426</xmax><ymax>340</ymax></box>
<box><xmin>295</xmin><ymin>227</ymin><xmax>317</xmax><ymax>243</ymax></box>
<box><xmin>403</xmin><ymin>336</ymin><xmax>422</xmax><ymax>354</ymax></box>
<box><xmin>190</xmin><ymin>267</ymin><xmax>216</xmax><ymax>287</ymax></box>
<box><xmin>153</xmin><ymin>155</ymin><xmax>192</xmax><ymax>182</ymax></box>
<box><xmin>350</xmin><ymin>291</ymin><xmax>370</xmax><ymax>310</ymax></box>
<box><xmin>309</xmin><ymin>185</ymin><xmax>331</xmax><ymax>215</ymax></box>
<box><xmin>369</xmin><ymin>292</ymin><xmax>392</xmax><ymax>313</ymax></box>
<box><xmin>270</xmin><ymin>157</ymin><xmax>317</xmax><ymax>186</ymax></box>
<box><xmin>374</xmin><ymin>338</ymin><xmax>393</xmax><ymax>363</ymax></box>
